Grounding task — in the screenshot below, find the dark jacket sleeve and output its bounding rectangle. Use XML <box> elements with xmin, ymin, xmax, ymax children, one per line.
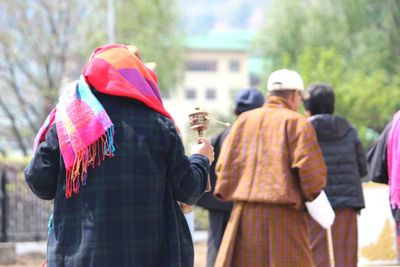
<box><xmin>196</xmin><ymin>128</ymin><xmax>233</xmax><ymax>211</ymax></box>
<box><xmin>367</xmin><ymin>122</ymin><xmax>392</xmax><ymax>184</ymax></box>
<box><xmin>166</xmin><ymin>124</ymin><xmax>210</xmax><ymax>205</ymax></box>
<box><xmin>355</xmin><ymin>133</ymin><xmax>368</xmax><ymax>178</ymax></box>
<box><xmin>24</xmin><ymin>125</ymin><xmax>60</xmax><ymax>200</ymax></box>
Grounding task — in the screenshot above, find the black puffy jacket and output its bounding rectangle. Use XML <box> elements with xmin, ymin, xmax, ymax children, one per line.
<box><xmin>309</xmin><ymin>114</ymin><xmax>367</xmax><ymax>210</ymax></box>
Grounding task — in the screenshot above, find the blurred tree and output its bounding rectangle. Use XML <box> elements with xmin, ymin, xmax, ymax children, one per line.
<box><xmin>114</xmin><ymin>0</ymin><xmax>184</xmax><ymax>93</ymax></box>
<box><xmin>260</xmin><ymin>0</ymin><xmax>400</xmax><ymax>74</ymax></box>
<box><xmin>291</xmin><ymin>48</ymin><xmax>400</xmax><ymax>140</ymax></box>
<box><xmin>259</xmin><ymin>0</ymin><xmax>306</xmax><ymax>66</ymax></box>
<box><xmin>258</xmin><ymin>0</ymin><xmax>400</xmax><ymax>145</ymax></box>
<box><xmin>0</xmin><ymin>0</ymin><xmax>184</xmax><ymax>156</ymax></box>
<box><xmin>0</xmin><ymin>0</ymin><xmax>86</xmax><ymax>155</ymax></box>
<box><xmin>74</xmin><ymin>0</ymin><xmax>184</xmax><ymax>93</ymax></box>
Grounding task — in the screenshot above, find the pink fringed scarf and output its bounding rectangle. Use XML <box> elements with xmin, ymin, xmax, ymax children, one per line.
<box><xmin>388</xmin><ymin>111</ymin><xmax>400</xmax><ymax>209</ymax></box>
<box><xmin>34</xmin><ymin>44</ymin><xmax>172</xmax><ymax>198</ymax></box>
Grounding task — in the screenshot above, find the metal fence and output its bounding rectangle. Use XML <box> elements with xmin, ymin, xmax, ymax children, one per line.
<box><xmin>0</xmin><ymin>164</ymin><xmax>52</xmax><ymax>242</ymax></box>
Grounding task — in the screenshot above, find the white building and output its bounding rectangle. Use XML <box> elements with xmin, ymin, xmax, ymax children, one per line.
<box><xmin>164</xmin><ymin>31</ymin><xmax>263</xmax><ymax>141</ymax></box>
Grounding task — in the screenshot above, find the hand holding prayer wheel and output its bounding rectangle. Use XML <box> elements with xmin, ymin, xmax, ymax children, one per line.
<box><xmin>188</xmin><ymin>106</ymin><xmax>214</xmax><ymax>163</ymax></box>
<box><xmin>191</xmin><ymin>137</ymin><xmax>214</xmax><ymax>164</ymax></box>
<box><xmin>188</xmin><ymin>107</ymin><xmax>214</xmax><ymax>162</ymax></box>
<box><xmin>189</xmin><ymin>107</ymin><xmax>214</xmax><ymax>192</ymax></box>
<box><xmin>188</xmin><ymin>107</ymin><xmax>209</xmax><ymax>138</ymax></box>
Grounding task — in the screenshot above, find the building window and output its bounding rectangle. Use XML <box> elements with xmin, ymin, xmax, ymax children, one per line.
<box><xmin>229</xmin><ymin>60</ymin><xmax>240</xmax><ymax>72</ymax></box>
<box><xmin>186</xmin><ymin>60</ymin><xmax>217</xmax><ymax>71</ymax></box>
<box><xmin>185</xmin><ymin>88</ymin><xmax>197</xmax><ymax>99</ymax></box>
<box><xmin>206</xmin><ymin>88</ymin><xmax>217</xmax><ymax>100</ymax></box>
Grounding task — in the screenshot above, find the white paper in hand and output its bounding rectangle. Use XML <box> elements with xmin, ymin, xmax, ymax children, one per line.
<box><xmin>305</xmin><ymin>190</ymin><xmax>335</xmax><ymax>229</ymax></box>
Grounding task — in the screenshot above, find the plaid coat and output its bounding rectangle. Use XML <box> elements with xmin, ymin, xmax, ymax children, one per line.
<box><xmin>25</xmin><ymin>93</ymin><xmax>210</xmax><ymax>267</ymax></box>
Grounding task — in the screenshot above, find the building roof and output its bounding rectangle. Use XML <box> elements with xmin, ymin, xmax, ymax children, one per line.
<box><xmin>185</xmin><ymin>30</ymin><xmax>271</xmax><ymax>78</ymax></box>
<box><xmin>185</xmin><ymin>30</ymin><xmax>254</xmax><ymax>51</ymax></box>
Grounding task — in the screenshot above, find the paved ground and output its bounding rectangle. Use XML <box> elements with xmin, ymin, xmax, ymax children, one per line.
<box><xmin>3</xmin><ymin>184</ymin><xmax>400</xmax><ymax>266</ymax></box>
<box><xmin>4</xmin><ymin>240</ymin><xmax>207</xmax><ymax>267</ymax></box>
<box><xmin>5</xmin><ymin>232</ymin><xmax>208</xmax><ymax>267</ymax></box>
<box><xmin>4</xmin><ymin>240</ymin><xmax>400</xmax><ymax>266</ymax></box>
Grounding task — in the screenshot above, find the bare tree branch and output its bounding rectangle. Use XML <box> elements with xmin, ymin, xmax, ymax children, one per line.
<box><xmin>0</xmin><ymin>95</ymin><xmax>28</xmax><ymax>156</ymax></box>
<box><xmin>3</xmin><ymin>51</ymin><xmax>39</xmax><ymax>133</ymax></box>
<box><xmin>0</xmin><ymin>0</ymin><xmax>87</xmax><ymax>155</ymax></box>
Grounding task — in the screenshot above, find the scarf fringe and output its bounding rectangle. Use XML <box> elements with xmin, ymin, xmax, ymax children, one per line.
<box><xmin>65</xmin><ymin>126</ymin><xmax>115</xmax><ymax>198</ymax></box>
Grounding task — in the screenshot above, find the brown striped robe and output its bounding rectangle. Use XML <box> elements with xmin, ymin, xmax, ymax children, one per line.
<box><xmin>214</xmin><ymin>96</ymin><xmax>327</xmax><ymax>267</ymax></box>
<box><xmin>309</xmin><ymin>208</ymin><xmax>358</xmax><ymax>267</ymax></box>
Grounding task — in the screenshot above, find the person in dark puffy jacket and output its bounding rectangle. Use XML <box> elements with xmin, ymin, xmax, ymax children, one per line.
<box><xmin>304</xmin><ymin>83</ymin><xmax>368</xmax><ymax>267</ymax></box>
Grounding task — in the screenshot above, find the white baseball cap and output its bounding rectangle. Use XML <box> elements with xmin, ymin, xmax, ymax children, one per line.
<box><xmin>267</xmin><ymin>68</ymin><xmax>309</xmax><ymax>100</ymax></box>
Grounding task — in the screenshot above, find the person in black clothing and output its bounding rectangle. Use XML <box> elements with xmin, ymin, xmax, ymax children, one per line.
<box><xmin>367</xmin><ymin>122</ymin><xmax>392</xmax><ymax>184</ymax></box>
<box><xmin>304</xmin><ymin>83</ymin><xmax>368</xmax><ymax>267</ymax></box>
<box><xmin>24</xmin><ymin>44</ymin><xmax>214</xmax><ymax>267</ymax></box>
<box><xmin>367</xmin><ymin>121</ymin><xmax>400</xmax><ymax>259</ymax></box>
<box><xmin>196</xmin><ymin>88</ymin><xmax>265</xmax><ymax>267</ymax></box>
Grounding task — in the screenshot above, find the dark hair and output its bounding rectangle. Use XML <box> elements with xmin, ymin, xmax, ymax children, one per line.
<box><xmin>304</xmin><ymin>83</ymin><xmax>335</xmax><ymax>115</ymax></box>
<box><xmin>268</xmin><ymin>90</ymin><xmax>296</xmax><ymax>98</ymax></box>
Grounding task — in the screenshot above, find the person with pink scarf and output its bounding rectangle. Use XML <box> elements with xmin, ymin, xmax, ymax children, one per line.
<box><xmin>368</xmin><ymin>114</ymin><xmax>400</xmax><ymax>260</ymax></box>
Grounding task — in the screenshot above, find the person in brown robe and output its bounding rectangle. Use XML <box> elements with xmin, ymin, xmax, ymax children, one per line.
<box><xmin>214</xmin><ymin>69</ymin><xmax>327</xmax><ymax>267</ymax></box>
<box><xmin>196</xmin><ymin>88</ymin><xmax>265</xmax><ymax>267</ymax></box>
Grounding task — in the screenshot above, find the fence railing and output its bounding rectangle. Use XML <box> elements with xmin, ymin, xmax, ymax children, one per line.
<box><xmin>0</xmin><ymin>164</ymin><xmax>52</xmax><ymax>242</ymax></box>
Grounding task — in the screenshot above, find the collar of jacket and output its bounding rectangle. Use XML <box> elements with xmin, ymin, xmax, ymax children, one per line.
<box><xmin>265</xmin><ymin>96</ymin><xmax>291</xmax><ymax>109</ymax></box>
